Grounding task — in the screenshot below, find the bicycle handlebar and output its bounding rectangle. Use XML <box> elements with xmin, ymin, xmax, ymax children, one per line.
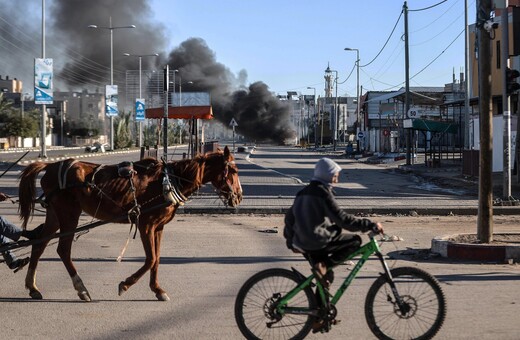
<box><xmin>368</xmin><ymin>230</ymin><xmax>386</xmax><ymax>240</ymax></box>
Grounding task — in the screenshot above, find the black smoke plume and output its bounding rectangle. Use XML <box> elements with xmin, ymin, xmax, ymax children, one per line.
<box><xmin>0</xmin><ymin>0</ymin><xmax>295</xmax><ymax>143</ymax></box>
<box><xmin>165</xmin><ymin>38</ymin><xmax>294</xmax><ymax>143</ymax></box>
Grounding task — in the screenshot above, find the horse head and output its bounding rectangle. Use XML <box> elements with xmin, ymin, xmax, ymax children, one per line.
<box><xmin>211</xmin><ymin>146</ymin><xmax>243</xmax><ymax>207</ymax></box>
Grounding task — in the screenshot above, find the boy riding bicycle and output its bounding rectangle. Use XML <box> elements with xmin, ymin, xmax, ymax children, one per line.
<box><xmin>284</xmin><ymin>158</ymin><xmax>383</xmax><ymax>287</ymax></box>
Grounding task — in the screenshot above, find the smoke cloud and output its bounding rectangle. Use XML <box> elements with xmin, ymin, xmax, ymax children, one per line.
<box><xmin>166</xmin><ymin>38</ymin><xmax>294</xmax><ymax>143</ymax></box>
<box><xmin>0</xmin><ymin>0</ymin><xmax>295</xmax><ymax>143</ymax></box>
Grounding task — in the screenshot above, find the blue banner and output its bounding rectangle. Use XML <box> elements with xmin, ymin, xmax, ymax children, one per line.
<box><xmin>136</xmin><ymin>98</ymin><xmax>145</xmax><ymax>121</ymax></box>
<box><xmin>105</xmin><ymin>85</ymin><xmax>118</xmax><ymax>116</ymax></box>
<box><xmin>34</xmin><ymin>58</ymin><xmax>53</xmax><ymax>104</ymax></box>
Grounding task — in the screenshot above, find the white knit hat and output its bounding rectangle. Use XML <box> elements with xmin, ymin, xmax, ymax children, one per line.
<box><xmin>312</xmin><ymin>158</ymin><xmax>342</xmax><ymax>183</ymax></box>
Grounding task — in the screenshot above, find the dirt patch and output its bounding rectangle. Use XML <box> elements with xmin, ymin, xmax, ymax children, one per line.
<box><xmin>448</xmin><ymin>233</ymin><xmax>520</xmax><ymax>245</ymax></box>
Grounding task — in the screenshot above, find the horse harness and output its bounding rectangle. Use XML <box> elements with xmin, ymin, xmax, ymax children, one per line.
<box><xmin>36</xmin><ymin>156</ymin><xmax>231</xmax><ymax>225</ymax></box>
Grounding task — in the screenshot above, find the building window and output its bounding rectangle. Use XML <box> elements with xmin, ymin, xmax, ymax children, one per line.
<box><xmin>496</xmin><ymin>40</ymin><xmax>501</xmax><ymax>69</ymax></box>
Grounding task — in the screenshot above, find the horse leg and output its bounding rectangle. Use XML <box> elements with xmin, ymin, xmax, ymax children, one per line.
<box><xmin>26</xmin><ymin>240</ymin><xmax>50</xmax><ymax>300</ymax></box>
<box><xmin>56</xmin><ymin>234</ymin><xmax>91</xmax><ymax>302</ymax></box>
<box><xmin>55</xmin><ymin>208</ymin><xmax>92</xmax><ymax>302</ymax></box>
<box><xmin>25</xmin><ymin>212</ymin><xmax>60</xmax><ymax>300</ymax></box>
<box><xmin>118</xmin><ymin>224</ymin><xmax>165</xmax><ymax>300</ymax></box>
<box><xmin>149</xmin><ymin>225</ymin><xmax>168</xmax><ymax>301</ymax></box>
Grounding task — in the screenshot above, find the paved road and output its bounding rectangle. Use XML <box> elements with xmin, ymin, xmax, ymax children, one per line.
<box><xmin>1</xmin><ymin>146</ymin><xmax>519</xmax><ymax>339</ymax></box>
<box><xmin>0</xmin><ymin>214</ymin><xmax>519</xmax><ymax>339</ymax></box>
<box><xmin>2</xmin><ymin>144</ymin><xmax>519</xmax><ymax>216</ymax></box>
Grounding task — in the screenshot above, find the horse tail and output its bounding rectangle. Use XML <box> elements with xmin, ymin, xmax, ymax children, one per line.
<box><xmin>18</xmin><ymin>162</ymin><xmax>48</xmax><ymax>229</ymax></box>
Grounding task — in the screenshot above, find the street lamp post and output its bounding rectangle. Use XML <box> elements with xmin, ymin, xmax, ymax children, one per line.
<box><xmin>307</xmin><ymin>87</ymin><xmax>316</xmax><ymax>148</ymax></box>
<box><xmin>88</xmin><ymin>17</ymin><xmax>135</xmax><ymax>151</ymax></box>
<box><xmin>123</xmin><ymin>52</ymin><xmax>159</xmax><ymax>147</ymax></box>
<box><xmin>325</xmin><ymin>66</ymin><xmax>339</xmax><ymax>151</ymax></box>
<box><xmin>40</xmin><ymin>0</ymin><xmax>47</xmax><ymax>158</ymax></box>
<box><xmin>345</xmin><ymin>47</ymin><xmax>361</xmax><ymax>151</ymax></box>
<box><xmin>21</xmin><ymin>92</ymin><xmax>30</xmax><ymax>119</ymax></box>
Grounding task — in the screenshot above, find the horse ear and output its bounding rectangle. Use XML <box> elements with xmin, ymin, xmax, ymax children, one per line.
<box><xmin>224</xmin><ymin>145</ymin><xmax>231</xmax><ymax>159</ymax></box>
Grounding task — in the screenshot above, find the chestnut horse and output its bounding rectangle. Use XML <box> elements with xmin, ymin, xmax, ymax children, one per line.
<box><xmin>18</xmin><ymin>146</ymin><xmax>242</xmax><ymax>301</ymax></box>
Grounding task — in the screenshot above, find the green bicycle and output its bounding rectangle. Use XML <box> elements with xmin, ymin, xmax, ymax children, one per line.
<box><xmin>234</xmin><ymin>232</ymin><xmax>446</xmax><ymax>339</ymax></box>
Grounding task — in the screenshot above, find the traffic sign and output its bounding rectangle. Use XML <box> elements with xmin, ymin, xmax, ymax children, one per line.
<box><xmin>357</xmin><ymin>131</ymin><xmax>365</xmax><ymax>139</ymax></box>
<box><xmin>229</xmin><ymin>118</ymin><xmax>238</xmax><ymax>127</ymax></box>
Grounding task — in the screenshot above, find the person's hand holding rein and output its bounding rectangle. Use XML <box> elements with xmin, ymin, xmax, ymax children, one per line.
<box><xmin>0</xmin><ymin>192</ymin><xmax>8</xmax><ymax>202</ymax></box>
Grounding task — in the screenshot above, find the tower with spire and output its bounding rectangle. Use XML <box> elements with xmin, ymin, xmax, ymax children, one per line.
<box><xmin>324</xmin><ymin>62</ymin><xmax>334</xmax><ymax>97</ymax></box>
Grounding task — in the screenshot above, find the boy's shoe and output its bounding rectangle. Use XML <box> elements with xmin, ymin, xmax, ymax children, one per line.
<box><xmin>311</xmin><ymin>319</ymin><xmax>329</xmax><ymax>333</ymax></box>
<box><xmin>22</xmin><ymin>224</ymin><xmax>44</xmax><ymax>240</ymax></box>
<box><xmin>312</xmin><ymin>262</ymin><xmax>334</xmax><ymax>288</ymax></box>
<box><xmin>8</xmin><ymin>257</ymin><xmax>30</xmax><ymax>272</ymax></box>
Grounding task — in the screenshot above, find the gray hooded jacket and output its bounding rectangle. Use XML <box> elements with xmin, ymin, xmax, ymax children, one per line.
<box><xmin>284</xmin><ymin>158</ymin><xmax>376</xmax><ymax>251</ymax></box>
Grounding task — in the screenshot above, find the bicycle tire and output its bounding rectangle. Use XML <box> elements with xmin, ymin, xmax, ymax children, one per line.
<box><xmin>365</xmin><ymin>266</ymin><xmax>446</xmax><ymax>340</ymax></box>
<box><xmin>235</xmin><ymin>268</ymin><xmax>317</xmax><ymax>340</ymax></box>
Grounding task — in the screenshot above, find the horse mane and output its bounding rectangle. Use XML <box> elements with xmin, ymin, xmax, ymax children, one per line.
<box><xmin>166</xmin><ymin>150</ymin><xmax>225</xmax><ymax>190</ymax></box>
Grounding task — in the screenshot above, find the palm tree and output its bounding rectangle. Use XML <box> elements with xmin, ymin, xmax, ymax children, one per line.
<box><xmin>114</xmin><ymin>111</ymin><xmax>134</xmax><ymax>149</ymax></box>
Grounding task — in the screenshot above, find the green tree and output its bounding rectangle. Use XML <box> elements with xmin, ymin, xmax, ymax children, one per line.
<box><xmin>143</xmin><ymin>122</ymin><xmax>159</xmax><ymax>147</ymax></box>
<box><xmin>0</xmin><ymin>114</ymin><xmax>39</xmax><ymax>138</ymax></box>
<box><xmin>114</xmin><ymin>111</ymin><xmax>133</xmax><ymax>149</ymax></box>
<box><xmin>0</xmin><ymin>94</ymin><xmax>39</xmax><ymax>138</ymax></box>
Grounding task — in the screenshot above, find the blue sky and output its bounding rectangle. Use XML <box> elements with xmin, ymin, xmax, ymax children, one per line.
<box><xmin>150</xmin><ymin>0</ymin><xmax>476</xmax><ymax>97</ymax></box>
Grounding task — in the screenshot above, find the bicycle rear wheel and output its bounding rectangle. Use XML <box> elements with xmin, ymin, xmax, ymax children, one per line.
<box><xmin>235</xmin><ymin>268</ymin><xmax>317</xmax><ymax>340</ymax></box>
<box><xmin>365</xmin><ymin>267</ymin><xmax>446</xmax><ymax>340</ymax></box>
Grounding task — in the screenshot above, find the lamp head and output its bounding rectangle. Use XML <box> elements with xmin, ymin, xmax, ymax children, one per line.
<box><xmin>87</xmin><ymin>25</ymin><xmax>98</xmax><ymax>29</ymax></box>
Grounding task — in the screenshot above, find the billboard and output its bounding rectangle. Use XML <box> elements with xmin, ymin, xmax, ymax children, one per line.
<box><xmin>105</xmin><ymin>85</ymin><xmax>118</xmax><ymax>116</ymax></box>
<box><xmin>34</xmin><ymin>58</ymin><xmax>53</xmax><ymax>104</ymax></box>
<box><xmin>135</xmin><ymin>98</ymin><xmax>145</xmax><ymax>121</ymax></box>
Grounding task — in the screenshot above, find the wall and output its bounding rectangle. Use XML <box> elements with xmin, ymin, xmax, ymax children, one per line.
<box><xmin>471</xmin><ymin>115</ymin><xmax>517</xmax><ymax>171</ymax></box>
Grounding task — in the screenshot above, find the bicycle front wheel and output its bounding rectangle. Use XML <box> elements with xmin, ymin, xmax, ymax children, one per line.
<box><xmin>235</xmin><ymin>268</ymin><xmax>317</xmax><ymax>340</ymax></box>
<box><xmin>365</xmin><ymin>266</ymin><xmax>446</xmax><ymax>340</ymax></box>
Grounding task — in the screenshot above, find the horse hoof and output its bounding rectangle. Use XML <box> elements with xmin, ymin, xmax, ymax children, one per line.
<box><xmin>156</xmin><ymin>292</ymin><xmax>170</xmax><ymax>301</ymax></box>
<box><xmin>29</xmin><ymin>290</ymin><xmax>43</xmax><ymax>300</ymax></box>
<box><xmin>118</xmin><ymin>282</ymin><xmax>128</xmax><ymax>296</ymax></box>
<box><xmin>78</xmin><ymin>291</ymin><xmax>92</xmax><ymax>302</ymax></box>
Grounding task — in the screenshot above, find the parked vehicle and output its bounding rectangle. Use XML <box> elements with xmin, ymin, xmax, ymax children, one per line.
<box><xmin>85</xmin><ymin>142</ymin><xmax>109</xmax><ymax>153</ymax></box>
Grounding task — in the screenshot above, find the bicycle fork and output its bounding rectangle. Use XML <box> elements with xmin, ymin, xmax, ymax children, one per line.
<box><xmin>375</xmin><ymin>251</ymin><xmax>411</xmax><ymax>315</ymax></box>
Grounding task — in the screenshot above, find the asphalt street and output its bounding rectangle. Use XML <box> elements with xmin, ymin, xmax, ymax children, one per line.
<box><xmin>0</xmin><ymin>214</ymin><xmax>519</xmax><ymax>339</ymax></box>
<box><xmin>0</xmin><ymin>145</ymin><xmax>519</xmax><ymax>339</ymax></box>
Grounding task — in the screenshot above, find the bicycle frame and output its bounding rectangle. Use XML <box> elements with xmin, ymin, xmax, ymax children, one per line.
<box><xmin>276</xmin><ymin>236</ymin><xmax>397</xmax><ymax>316</ymax></box>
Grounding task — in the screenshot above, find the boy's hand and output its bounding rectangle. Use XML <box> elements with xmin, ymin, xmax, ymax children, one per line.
<box><xmin>372</xmin><ymin>222</ymin><xmax>384</xmax><ymax>235</ymax></box>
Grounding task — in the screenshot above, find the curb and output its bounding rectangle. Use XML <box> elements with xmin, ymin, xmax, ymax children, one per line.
<box><xmin>431</xmin><ymin>233</ymin><xmax>520</xmax><ymax>263</ymax></box>
<box><xmin>17</xmin><ymin>149</ymin><xmax>138</xmax><ymax>164</ymax></box>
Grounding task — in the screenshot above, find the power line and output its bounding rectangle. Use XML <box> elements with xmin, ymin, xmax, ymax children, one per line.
<box><xmin>409</xmin><ymin>0</ymin><xmax>449</xmax><ymax>12</ymax></box>
<box><xmin>360</xmin><ymin>9</ymin><xmax>403</xmax><ymax>68</ymax></box>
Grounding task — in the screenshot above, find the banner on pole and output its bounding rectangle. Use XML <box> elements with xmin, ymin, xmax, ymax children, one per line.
<box><xmin>136</xmin><ymin>98</ymin><xmax>145</xmax><ymax>121</ymax></box>
<box><xmin>105</xmin><ymin>85</ymin><xmax>118</xmax><ymax>116</ymax></box>
<box><xmin>34</xmin><ymin>58</ymin><xmax>53</xmax><ymax>104</ymax></box>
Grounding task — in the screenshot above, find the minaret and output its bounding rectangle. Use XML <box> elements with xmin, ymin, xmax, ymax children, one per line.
<box><xmin>324</xmin><ymin>62</ymin><xmax>333</xmax><ymax>97</ymax></box>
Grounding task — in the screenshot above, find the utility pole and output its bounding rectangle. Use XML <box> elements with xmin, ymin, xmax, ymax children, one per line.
<box><xmin>464</xmin><ymin>0</ymin><xmax>471</xmax><ymax>149</ymax></box>
<box><xmin>163</xmin><ymin>65</ymin><xmax>169</xmax><ymax>159</ymax></box>
<box><xmin>404</xmin><ymin>1</ymin><xmax>411</xmax><ymax>165</ymax></box>
<box><xmin>477</xmin><ymin>0</ymin><xmax>493</xmax><ymax>243</ymax></box>
<box><xmin>500</xmin><ymin>4</ymin><xmax>511</xmax><ymax>199</ymax></box>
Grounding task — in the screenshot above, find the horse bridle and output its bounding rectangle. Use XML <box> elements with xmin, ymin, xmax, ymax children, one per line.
<box><xmin>215</xmin><ymin>160</ymin><xmax>240</xmax><ymax>206</ymax></box>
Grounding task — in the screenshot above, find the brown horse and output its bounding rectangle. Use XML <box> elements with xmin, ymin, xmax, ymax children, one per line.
<box><xmin>18</xmin><ymin>146</ymin><xmax>242</xmax><ymax>301</ymax></box>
